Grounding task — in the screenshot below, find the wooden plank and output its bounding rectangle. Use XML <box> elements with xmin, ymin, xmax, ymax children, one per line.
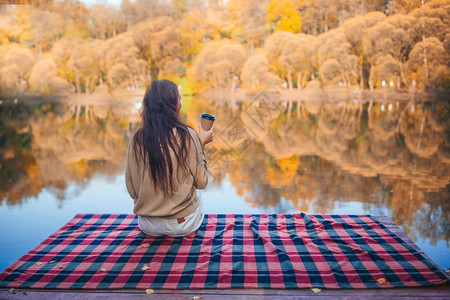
<box><xmin>1</xmin><ymin>285</ymin><xmax>449</xmax><ymax>299</ymax></box>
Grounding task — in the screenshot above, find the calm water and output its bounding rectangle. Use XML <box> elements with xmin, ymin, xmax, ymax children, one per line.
<box><xmin>0</xmin><ymin>95</ymin><xmax>449</xmax><ymax>272</ymax></box>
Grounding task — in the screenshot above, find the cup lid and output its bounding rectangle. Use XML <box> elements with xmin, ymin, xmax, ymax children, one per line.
<box><xmin>201</xmin><ymin>113</ymin><xmax>215</xmax><ymax>121</ymax></box>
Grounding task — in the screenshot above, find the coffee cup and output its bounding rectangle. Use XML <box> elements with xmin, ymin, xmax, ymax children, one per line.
<box><xmin>200</xmin><ymin>113</ymin><xmax>215</xmax><ymax>131</ymax></box>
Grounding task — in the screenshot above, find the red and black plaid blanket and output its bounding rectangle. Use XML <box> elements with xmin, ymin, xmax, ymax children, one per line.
<box><xmin>0</xmin><ymin>214</ymin><xmax>447</xmax><ymax>289</ymax></box>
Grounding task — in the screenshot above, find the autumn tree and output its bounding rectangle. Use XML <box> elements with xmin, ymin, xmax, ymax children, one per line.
<box><xmin>107</xmin><ymin>63</ymin><xmax>130</xmax><ymax>88</ymax></box>
<box><xmin>226</xmin><ymin>0</ymin><xmax>267</xmax><ymax>52</ymax></box>
<box><xmin>264</xmin><ymin>31</ymin><xmax>295</xmax><ymax>87</ymax></box>
<box><xmin>131</xmin><ymin>16</ymin><xmax>184</xmax><ymax>79</ymax></box>
<box><xmin>296</xmin><ymin>0</ymin><xmax>387</xmax><ymax>35</ymax></box>
<box><xmin>102</xmin><ymin>33</ymin><xmax>148</xmax><ymax>90</ymax></box>
<box><xmin>88</xmin><ymin>5</ymin><xmax>127</xmax><ymax>39</ymax></box>
<box><xmin>319</xmin><ymin>58</ymin><xmax>341</xmax><ymax>86</ymax></box>
<box><xmin>66</xmin><ymin>38</ymin><xmax>104</xmax><ymax>94</ymax></box>
<box><xmin>190</xmin><ymin>40</ymin><xmax>246</xmax><ymax>90</ymax></box>
<box><xmin>120</xmin><ymin>0</ymin><xmax>139</xmax><ymax>30</ymax></box>
<box><xmin>28</xmin><ymin>8</ymin><xmax>64</xmax><ymax>57</ymax></box>
<box><xmin>315</xmin><ymin>28</ymin><xmax>359</xmax><ymax>87</ymax></box>
<box><xmin>50</xmin><ymin>0</ymin><xmax>90</xmax><ymax>37</ymax></box>
<box><xmin>1</xmin><ymin>0</ymin><xmax>450</xmax><ymax>95</ymax></box>
<box><xmin>120</xmin><ymin>0</ymin><xmax>174</xmax><ymax>30</ymax></box>
<box><xmin>279</xmin><ymin>33</ymin><xmax>316</xmax><ymax>89</ymax></box>
<box><xmin>370</xmin><ymin>54</ymin><xmax>401</xmax><ymax>88</ymax></box>
<box><xmin>241</xmin><ymin>50</ymin><xmax>281</xmax><ymax>90</ymax></box>
<box><xmin>28</xmin><ymin>57</ymin><xmax>69</xmax><ymax>93</ymax></box>
<box><xmin>408</xmin><ymin>37</ymin><xmax>449</xmax><ymax>89</ymax></box>
<box><xmin>176</xmin><ymin>1</ymin><xmax>230</xmax><ymax>59</ymax></box>
<box><xmin>363</xmin><ymin>14</ymin><xmax>415</xmax><ymax>89</ymax></box>
<box><xmin>0</xmin><ymin>9</ymin><xmax>21</xmax><ymax>45</ymax></box>
<box><xmin>267</xmin><ymin>0</ymin><xmax>302</xmax><ymax>33</ymax></box>
<box><xmin>0</xmin><ymin>46</ymin><xmax>35</xmax><ymax>93</ymax></box>
<box><xmin>342</xmin><ymin>12</ymin><xmax>386</xmax><ymax>88</ymax></box>
<box><xmin>149</xmin><ymin>23</ymin><xmax>184</xmax><ymax>79</ymax></box>
<box><xmin>52</xmin><ymin>36</ymin><xmax>82</xmax><ymax>92</ymax></box>
<box><xmin>388</xmin><ymin>0</ymin><xmax>421</xmax><ymax>14</ymax></box>
<box><xmin>178</xmin><ymin>10</ymin><xmax>207</xmax><ymax>59</ymax></box>
<box><xmin>410</xmin><ymin>0</ymin><xmax>450</xmax><ymax>42</ymax></box>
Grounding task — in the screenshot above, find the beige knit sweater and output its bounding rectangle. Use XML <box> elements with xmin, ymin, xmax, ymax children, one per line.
<box><xmin>125</xmin><ymin>127</ymin><xmax>208</xmax><ymax>219</ymax></box>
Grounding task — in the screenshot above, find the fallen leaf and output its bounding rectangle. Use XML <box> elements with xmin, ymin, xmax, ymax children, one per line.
<box><xmin>141</xmin><ymin>266</ymin><xmax>149</xmax><ymax>271</ymax></box>
<box><xmin>8</xmin><ymin>288</ymin><xmax>16</xmax><ymax>294</ymax></box>
<box><xmin>311</xmin><ymin>288</ymin><xmax>321</xmax><ymax>294</ymax></box>
<box><xmin>141</xmin><ymin>243</ymin><xmax>150</xmax><ymax>248</ymax></box>
<box><xmin>100</xmin><ymin>268</ymin><xmax>107</xmax><ymax>272</ymax></box>
<box><xmin>58</xmin><ymin>265</ymin><xmax>64</xmax><ymax>269</ymax></box>
<box><xmin>192</xmin><ymin>296</ymin><xmax>202</xmax><ymax>300</ymax></box>
<box><xmin>49</xmin><ymin>260</ymin><xmax>56</xmax><ymax>264</ymax></box>
<box><xmin>377</xmin><ymin>278</ymin><xmax>386</xmax><ymax>284</ymax></box>
<box><xmin>145</xmin><ymin>289</ymin><xmax>154</xmax><ymax>294</ymax></box>
<box><xmin>35</xmin><ymin>262</ymin><xmax>43</xmax><ymax>266</ymax></box>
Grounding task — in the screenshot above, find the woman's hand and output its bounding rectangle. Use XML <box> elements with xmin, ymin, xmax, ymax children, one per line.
<box><xmin>198</xmin><ymin>122</ymin><xmax>214</xmax><ymax>149</ymax></box>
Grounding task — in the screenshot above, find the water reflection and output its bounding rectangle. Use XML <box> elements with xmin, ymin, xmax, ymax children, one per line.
<box><xmin>0</xmin><ymin>96</ymin><xmax>449</xmax><ymax>251</ymax></box>
<box><xmin>0</xmin><ymin>101</ymin><xmax>137</xmax><ymax>205</ymax></box>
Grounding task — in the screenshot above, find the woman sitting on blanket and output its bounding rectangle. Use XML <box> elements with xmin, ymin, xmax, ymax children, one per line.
<box><xmin>125</xmin><ymin>79</ymin><xmax>214</xmax><ymax>237</ymax></box>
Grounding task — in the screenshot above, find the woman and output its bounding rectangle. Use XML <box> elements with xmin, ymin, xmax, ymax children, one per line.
<box><xmin>125</xmin><ymin>79</ymin><xmax>214</xmax><ymax>237</ymax></box>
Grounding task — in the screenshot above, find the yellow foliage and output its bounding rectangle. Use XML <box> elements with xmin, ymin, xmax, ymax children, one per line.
<box><xmin>179</xmin><ymin>13</ymin><xmax>204</xmax><ymax>58</ymax></box>
<box><xmin>267</xmin><ymin>0</ymin><xmax>302</xmax><ymax>33</ymax></box>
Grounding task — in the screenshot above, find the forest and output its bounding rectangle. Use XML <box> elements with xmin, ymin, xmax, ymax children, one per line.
<box><xmin>0</xmin><ymin>0</ymin><xmax>448</xmax><ymax>95</ymax></box>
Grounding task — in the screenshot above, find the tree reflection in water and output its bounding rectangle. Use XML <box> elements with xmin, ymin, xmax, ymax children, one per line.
<box><xmin>0</xmin><ymin>101</ymin><xmax>134</xmax><ymax>206</ymax></box>
<box><xmin>0</xmin><ymin>97</ymin><xmax>448</xmax><ymax>249</ymax></box>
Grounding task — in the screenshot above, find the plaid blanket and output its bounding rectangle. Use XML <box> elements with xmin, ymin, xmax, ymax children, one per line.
<box><xmin>0</xmin><ymin>214</ymin><xmax>447</xmax><ymax>289</ymax></box>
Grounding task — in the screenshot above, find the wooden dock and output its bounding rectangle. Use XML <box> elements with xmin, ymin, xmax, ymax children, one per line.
<box><xmin>1</xmin><ymin>216</ymin><xmax>448</xmax><ymax>299</ymax></box>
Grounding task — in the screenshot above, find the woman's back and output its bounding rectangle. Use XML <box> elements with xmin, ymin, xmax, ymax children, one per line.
<box><xmin>125</xmin><ymin>79</ymin><xmax>214</xmax><ymax>237</ymax></box>
<box><xmin>126</xmin><ymin>127</ymin><xmax>208</xmax><ymax>219</ymax></box>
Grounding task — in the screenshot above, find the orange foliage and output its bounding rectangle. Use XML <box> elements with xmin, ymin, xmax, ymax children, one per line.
<box><xmin>0</xmin><ymin>0</ymin><xmax>448</xmax><ymax>94</ymax></box>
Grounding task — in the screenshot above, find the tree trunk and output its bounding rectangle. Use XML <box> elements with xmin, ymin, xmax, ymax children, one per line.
<box><xmin>368</xmin><ymin>68</ymin><xmax>374</xmax><ymax>91</ymax></box>
<box><xmin>421</xmin><ymin>0</ymin><xmax>429</xmax><ymax>89</ymax></box>
<box><xmin>359</xmin><ymin>64</ymin><xmax>364</xmax><ymax>89</ymax></box>
<box><xmin>341</xmin><ymin>69</ymin><xmax>346</xmax><ymax>86</ymax></box>
<box><xmin>129</xmin><ymin>74</ymin><xmax>134</xmax><ymax>90</ymax></box>
<box><xmin>287</xmin><ymin>70</ymin><xmax>293</xmax><ymax>90</ymax></box>
<box><xmin>75</xmin><ymin>74</ymin><xmax>81</xmax><ymax>94</ymax></box>
<box><xmin>86</xmin><ymin>77</ymin><xmax>91</xmax><ymax>95</ymax></box>
<box><xmin>367</xmin><ymin>100</ymin><xmax>372</xmax><ymax>125</ymax></box>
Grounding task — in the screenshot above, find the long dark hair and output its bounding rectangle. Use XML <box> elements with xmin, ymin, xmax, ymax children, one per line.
<box><xmin>134</xmin><ymin>79</ymin><xmax>189</xmax><ymax>197</ymax></box>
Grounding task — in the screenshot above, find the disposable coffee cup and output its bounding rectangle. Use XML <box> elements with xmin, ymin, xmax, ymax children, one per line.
<box><xmin>200</xmin><ymin>113</ymin><xmax>215</xmax><ymax>131</ymax></box>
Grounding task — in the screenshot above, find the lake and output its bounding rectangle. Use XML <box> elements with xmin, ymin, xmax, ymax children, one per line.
<box><xmin>0</xmin><ymin>93</ymin><xmax>449</xmax><ymax>272</ymax></box>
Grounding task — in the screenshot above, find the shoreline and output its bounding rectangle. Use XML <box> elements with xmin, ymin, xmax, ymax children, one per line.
<box><xmin>1</xmin><ymin>88</ymin><xmax>448</xmax><ymax>105</ymax></box>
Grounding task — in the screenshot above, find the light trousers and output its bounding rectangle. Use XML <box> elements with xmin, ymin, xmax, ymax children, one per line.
<box><xmin>137</xmin><ymin>201</ymin><xmax>204</xmax><ymax>237</ymax></box>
